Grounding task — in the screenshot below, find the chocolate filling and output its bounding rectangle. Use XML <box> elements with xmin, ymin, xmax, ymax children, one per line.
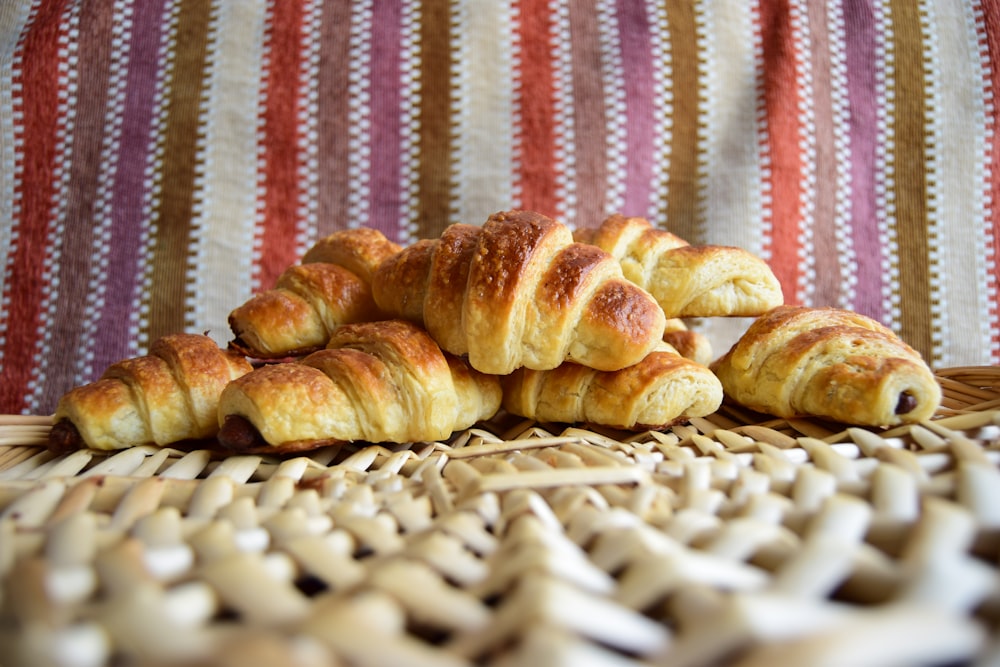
<box><xmin>48</xmin><ymin>419</ymin><xmax>83</xmax><ymax>454</ymax></box>
<box><xmin>895</xmin><ymin>391</ymin><xmax>917</xmax><ymax>415</ymax></box>
<box><xmin>218</xmin><ymin>414</ymin><xmax>267</xmax><ymax>452</ymax></box>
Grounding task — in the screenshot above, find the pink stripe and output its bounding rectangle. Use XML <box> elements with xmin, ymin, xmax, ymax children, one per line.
<box><xmin>616</xmin><ymin>0</ymin><xmax>655</xmax><ymax>217</ymax></box>
<box><xmin>843</xmin><ymin>0</ymin><xmax>885</xmax><ymax>321</ymax></box>
<box><xmin>50</xmin><ymin>0</ymin><xmax>114</xmax><ymax>388</ymax></box>
<box><xmin>367</xmin><ymin>1</ymin><xmax>404</xmax><ymax>240</ymax></box>
<box><xmin>982</xmin><ymin>0</ymin><xmax>1000</xmax><ymax>355</ymax></box>
<box><xmin>94</xmin><ymin>0</ymin><xmax>171</xmax><ymax>371</ymax></box>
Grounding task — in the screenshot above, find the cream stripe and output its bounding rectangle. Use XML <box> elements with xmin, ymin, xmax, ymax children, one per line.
<box><xmin>298</xmin><ymin>0</ymin><xmax>321</xmax><ymax>250</ymax></box>
<box><xmin>398</xmin><ymin>0</ymin><xmax>421</xmax><ymax>243</ymax></box>
<box><xmin>874</xmin><ymin>0</ymin><xmax>897</xmax><ymax>328</ymax></box>
<box><xmin>188</xmin><ymin>0</ymin><xmax>266</xmax><ymax>347</ymax></box>
<box><xmin>926</xmin><ymin>1</ymin><xmax>991</xmax><ymax>366</ymax></box>
<box><xmin>451</xmin><ymin>0</ymin><xmax>516</xmax><ymax>226</ymax></box>
<box><xmin>693</xmin><ymin>0</ymin><xmax>765</xmax><ymax>355</ymax></box>
<box><xmin>551</xmin><ymin>0</ymin><xmax>575</xmax><ymax>224</ymax></box>
<box><xmin>0</xmin><ymin>0</ymin><xmax>35</xmax><ymax>376</ymax></box>
<box><xmin>346</xmin><ymin>0</ymin><xmax>373</xmax><ymax>227</ymax></box>
<box><xmin>597</xmin><ymin>0</ymin><xmax>626</xmax><ymax>216</ymax></box>
<box><xmin>790</xmin><ymin>0</ymin><xmax>816</xmax><ymax>305</ymax></box>
<box><xmin>752</xmin><ymin>1</ymin><xmax>772</xmax><ymax>256</ymax></box>
<box><xmin>696</xmin><ymin>0</ymin><xmax>765</xmax><ymax>251</ymax></box>
<box><xmin>646</xmin><ymin>0</ymin><xmax>670</xmax><ymax>222</ymax></box>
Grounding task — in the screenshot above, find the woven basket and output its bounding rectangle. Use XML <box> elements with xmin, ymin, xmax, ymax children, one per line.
<box><xmin>1</xmin><ymin>366</ymin><xmax>998</xmax><ymax>666</ymax></box>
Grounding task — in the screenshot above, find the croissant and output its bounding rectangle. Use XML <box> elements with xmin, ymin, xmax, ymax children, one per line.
<box><xmin>710</xmin><ymin>305</ymin><xmax>942</xmax><ymax>426</ymax></box>
<box><xmin>217</xmin><ymin>319</ymin><xmax>502</xmax><ymax>453</ymax></box>
<box><xmin>228</xmin><ymin>228</ymin><xmax>401</xmax><ymax>359</ymax></box>
<box><xmin>48</xmin><ymin>333</ymin><xmax>253</xmax><ymax>452</ymax></box>
<box><xmin>500</xmin><ymin>344</ymin><xmax>723</xmax><ymax>430</ymax></box>
<box><xmin>575</xmin><ymin>214</ymin><xmax>784</xmax><ymax>318</ymax></box>
<box><xmin>372</xmin><ymin>210</ymin><xmax>667</xmax><ymax>375</ymax></box>
<box><xmin>662</xmin><ymin>318</ymin><xmax>712</xmax><ymax>366</ymax></box>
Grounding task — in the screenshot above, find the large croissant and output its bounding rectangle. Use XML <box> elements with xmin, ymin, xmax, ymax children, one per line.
<box><xmin>711</xmin><ymin>305</ymin><xmax>941</xmax><ymax>426</ymax></box>
<box><xmin>575</xmin><ymin>214</ymin><xmax>784</xmax><ymax>318</ymax></box>
<box><xmin>371</xmin><ymin>210</ymin><xmax>667</xmax><ymax>375</ymax></box>
<box><xmin>217</xmin><ymin>320</ymin><xmax>502</xmax><ymax>453</ymax></box>
<box><xmin>501</xmin><ymin>344</ymin><xmax>723</xmax><ymax>430</ymax></box>
<box><xmin>228</xmin><ymin>228</ymin><xmax>401</xmax><ymax>359</ymax></box>
<box><xmin>48</xmin><ymin>334</ymin><xmax>253</xmax><ymax>452</ymax></box>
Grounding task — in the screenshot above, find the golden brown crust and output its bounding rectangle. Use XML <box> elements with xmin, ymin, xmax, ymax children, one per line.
<box><xmin>51</xmin><ymin>333</ymin><xmax>253</xmax><ymax>451</ymax></box>
<box><xmin>300</xmin><ymin>227</ymin><xmax>402</xmax><ymax>284</ymax></box>
<box><xmin>574</xmin><ymin>213</ymin><xmax>688</xmax><ymax>260</ymax></box>
<box><xmin>370</xmin><ymin>239</ymin><xmax>436</xmax><ymax>323</ymax></box>
<box><xmin>217</xmin><ymin>320</ymin><xmax>502</xmax><ymax>450</ymax></box>
<box><xmin>711</xmin><ymin>305</ymin><xmax>941</xmax><ymax>426</ymax></box>
<box><xmin>577</xmin><ymin>214</ymin><xmax>783</xmax><ymax>318</ymax></box>
<box><xmin>372</xmin><ymin>210</ymin><xmax>666</xmax><ymax>375</ymax></box>
<box><xmin>424</xmin><ymin>225</ymin><xmax>479</xmax><ymax>353</ymax></box>
<box><xmin>229</xmin><ymin>228</ymin><xmax>401</xmax><ymax>360</ymax></box>
<box><xmin>501</xmin><ymin>345</ymin><xmax>723</xmax><ymax>430</ymax></box>
<box><xmin>228</xmin><ymin>263</ymin><xmax>382</xmax><ymax>360</ymax></box>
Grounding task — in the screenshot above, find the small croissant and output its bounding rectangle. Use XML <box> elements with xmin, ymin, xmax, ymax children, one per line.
<box><xmin>228</xmin><ymin>228</ymin><xmax>401</xmax><ymax>359</ymax></box>
<box><xmin>217</xmin><ymin>320</ymin><xmax>502</xmax><ymax>453</ymax></box>
<box><xmin>576</xmin><ymin>214</ymin><xmax>784</xmax><ymax>319</ymax></box>
<box><xmin>501</xmin><ymin>344</ymin><xmax>723</xmax><ymax>430</ymax></box>
<box><xmin>49</xmin><ymin>334</ymin><xmax>253</xmax><ymax>452</ymax></box>
<box><xmin>372</xmin><ymin>210</ymin><xmax>667</xmax><ymax>375</ymax></box>
<box><xmin>711</xmin><ymin>305</ymin><xmax>941</xmax><ymax>426</ymax></box>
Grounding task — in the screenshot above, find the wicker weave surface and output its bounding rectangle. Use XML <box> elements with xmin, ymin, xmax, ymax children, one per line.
<box><xmin>1</xmin><ymin>367</ymin><xmax>998</xmax><ymax>666</ymax></box>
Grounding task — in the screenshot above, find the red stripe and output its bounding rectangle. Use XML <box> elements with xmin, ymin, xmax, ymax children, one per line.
<box><xmin>514</xmin><ymin>0</ymin><xmax>559</xmax><ymax>214</ymax></box>
<box><xmin>983</xmin><ymin>0</ymin><xmax>1000</xmax><ymax>357</ymax></box>
<box><xmin>758</xmin><ymin>0</ymin><xmax>805</xmax><ymax>305</ymax></box>
<box><xmin>1</xmin><ymin>1</ymin><xmax>69</xmax><ymax>412</ymax></box>
<box><xmin>256</xmin><ymin>0</ymin><xmax>308</xmax><ymax>289</ymax></box>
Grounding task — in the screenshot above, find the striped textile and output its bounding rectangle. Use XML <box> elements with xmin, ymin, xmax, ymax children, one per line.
<box><xmin>1</xmin><ymin>0</ymin><xmax>998</xmax><ymax>415</ymax></box>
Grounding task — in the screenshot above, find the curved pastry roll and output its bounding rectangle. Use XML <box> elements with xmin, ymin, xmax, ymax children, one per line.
<box><xmin>576</xmin><ymin>214</ymin><xmax>784</xmax><ymax>318</ymax></box>
<box><xmin>372</xmin><ymin>210</ymin><xmax>667</xmax><ymax>375</ymax></box>
<box><xmin>501</xmin><ymin>344</ymin><xmax>723</xmax><ymax>430</ymax></box>
<box><xmin>217</xmin><ymin>320</ymin><xmax>502</xmax><ymax>452</ymax></box>
<box><xmin>228</xmin><ymin>228</ymin><xmax>401</xmax><ymax>359</ymax></box>
<box><xmin>711</xmin><ymin>305</ymin><xmax>941</xmax><ymax>426</ymax></box>
<box><xmin>49</xmin><ymin>334</ymin><xmax>253</xmax><ymax>452</ymax></box>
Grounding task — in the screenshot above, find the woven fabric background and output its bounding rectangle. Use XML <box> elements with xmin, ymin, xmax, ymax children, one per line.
<box><xmin>1</xmin><ymin>0</ymin><xmax>999</xmax><ymax>414</ymax></box>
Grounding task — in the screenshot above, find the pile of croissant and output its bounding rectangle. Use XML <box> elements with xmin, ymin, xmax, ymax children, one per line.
<box><xmin>49</xmin><ymin>210</ymin><xmax>941</xmax><ymax>455</ymax></box>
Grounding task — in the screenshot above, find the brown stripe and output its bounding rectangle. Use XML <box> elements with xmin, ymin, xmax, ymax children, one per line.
<box><xmin>143</xmin><ymin>0</ymin><xmax>213</xmax><ymax>343</ymax></box>
<box><xmin>51</xmin><ymin>1</ymin><xmax>114</xmax><ymax>379</ymax></box>
<box><xmin>662</xmin><ymin>0</ymin><xmax>701</xmax><ymax>242</ymax></box>
<box><xmin>568</xmin><ymin>0</ymin><xmax>607</xmax><ymax>229</ymax></box>
<box><xmin>415</xmin><ymin>0</ymin><xmax>454</xmax><ymax>239</ymax></box>
<box><xmin>316</xmin><ymin>0</ymin><xmax>353</xmax><ymax>237</ymax></box>
<box><xmin>887</xmin><ymin>0</ymin><xmax>933</xmax><ymax>358</ymax></box>
<box><xmin>805</xmin><ymin>1</ymin><xmax>842</xmax><ymax>306</ymax></box>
